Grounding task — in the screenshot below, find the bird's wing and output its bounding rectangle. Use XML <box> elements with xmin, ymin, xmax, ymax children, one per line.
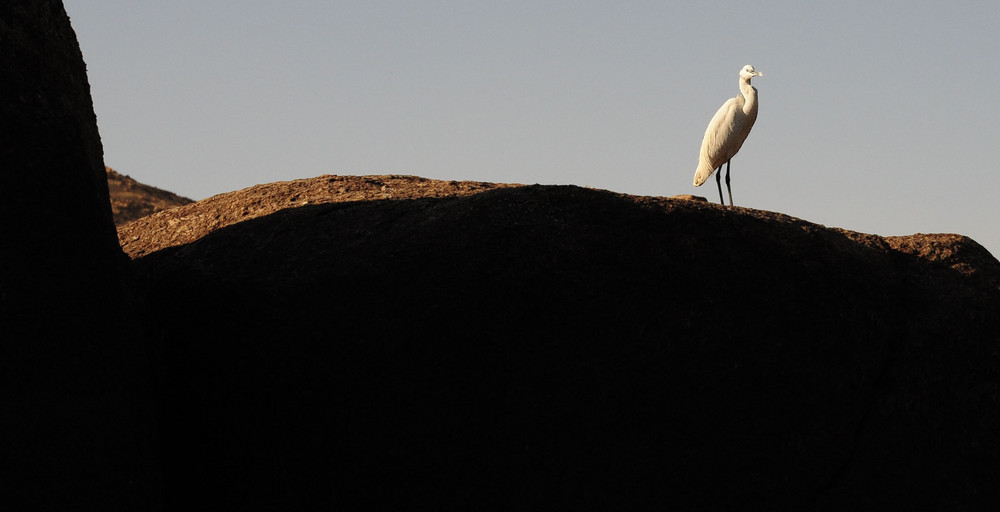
<box><xmin>703</xmin><ymin>95</ymin><xmax>744</xmax><ymax>165</ymax></box>
<box><xmin>693</xmin><ymin>96</ymin><xmax>741</xmax><ymax>186</ymax></box>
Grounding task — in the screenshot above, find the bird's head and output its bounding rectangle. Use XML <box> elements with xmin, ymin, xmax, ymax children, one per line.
<box><xmin>740</xmin><ymin>65</ymin><xmax>763</xmax><ymax>80</ymax></box>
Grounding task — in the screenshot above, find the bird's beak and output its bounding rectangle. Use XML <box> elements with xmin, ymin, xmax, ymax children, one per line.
<box><xmin>755</xmin><ymin>71</ymin><xmax>764</xmax><ymax>77</ymax></box>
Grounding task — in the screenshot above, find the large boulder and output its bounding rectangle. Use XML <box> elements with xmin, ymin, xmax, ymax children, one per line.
<box><xmin>0</xmin><ymin>2</ymin><xmax>159</xmax><ymax>508</ymax></box>
<box><xmin>131</xmin><ymin>178</ymin><xmax>1000</xmax><ymax>510</ymax></box>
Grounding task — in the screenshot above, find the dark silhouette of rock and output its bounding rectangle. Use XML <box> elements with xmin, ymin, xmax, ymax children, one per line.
<box><xmin>0</xmin><ymin>1</ymin><xmax>160</xmax><ymax>508</ymax></box>
<box><xmin>129</xmin><ymin>178</ymin><xmax>1000</xmax><ymax>510</ymax></box>
<box><xmin>106</xmin><ymin>167</ymin><xmax>194</xmax><ymax>226</ymax></box>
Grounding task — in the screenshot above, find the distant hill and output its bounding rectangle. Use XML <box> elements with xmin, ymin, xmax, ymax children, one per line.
<box><xmin>105</xmin><ymin>166</ymin><xmax>193</xmax><ymax>225</ymax></box>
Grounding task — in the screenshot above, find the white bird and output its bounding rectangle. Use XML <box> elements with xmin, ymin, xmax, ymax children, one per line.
<box><xmin>693</xmin><ymin>64</ymin><xmax>763</xmax><ymax>206</ymax></box>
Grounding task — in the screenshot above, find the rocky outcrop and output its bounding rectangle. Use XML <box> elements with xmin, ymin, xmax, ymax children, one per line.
<box><xmin>106</xmin><ymin>167</ymin><xmax>194</xmax><ymax>226</ymax></box>
<box><xmin>131</xmin><ymin>180</ymin><xmax>1000</xmax><ymax>510</ymax></box>
<box><xmin>0</xmin><ymin>2</ymin><xmax>159</xmax><ymax>508</ymax></box>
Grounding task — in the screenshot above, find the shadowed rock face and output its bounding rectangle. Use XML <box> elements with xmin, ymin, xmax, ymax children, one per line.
<box><xmin>0</xmin><ymin>1</ymin><xmax>159</xmax><ymax>508</ymax></box>
<box><xmin>132</xmin><ymin>181</ymin><xmax>1000</xmax><ymax>510</ymax></box>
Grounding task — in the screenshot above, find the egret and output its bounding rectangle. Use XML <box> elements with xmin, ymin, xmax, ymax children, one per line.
<box><xmin>693</xmin><ymin>64</ymin><xmax>763</xmax><ymax>206</ymax></box>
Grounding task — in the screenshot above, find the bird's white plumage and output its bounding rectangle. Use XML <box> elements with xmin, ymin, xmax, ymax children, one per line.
<box><xmin>693</xmin><ymin>65</ymin><xmax>762</xmax><ymax>187</ymax></box>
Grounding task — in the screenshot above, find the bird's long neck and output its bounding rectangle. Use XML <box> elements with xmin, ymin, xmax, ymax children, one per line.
<box><xmin>739</xmin><ymin>77</ymin><xmax>758</xmax><ymax>115</ymax></box>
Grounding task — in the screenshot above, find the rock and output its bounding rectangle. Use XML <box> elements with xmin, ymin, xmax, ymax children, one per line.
<box><xmin>0</xmin><ymin>1</ymin><xmax>160</xmax><ymax>508</ymax></box>
<box><xmin>129</xmin><ymin>180</ymin><xmax>1000</xmax><ymax>510</ymax></box>
<box><xmin>668</xmin><ymin>193</ymin><xmax>708</xmax><ymax>202</ymax></box>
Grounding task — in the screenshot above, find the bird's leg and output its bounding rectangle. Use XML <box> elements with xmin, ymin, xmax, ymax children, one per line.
<box><xmin>715</xmin><ymin>166</ymin><xmax>724</xmax><ymax>205</ymax></box>
<box><xmin>725</xmin><ymin>160</ymin><xmax>733</xmax><ymax>207</ymax></box>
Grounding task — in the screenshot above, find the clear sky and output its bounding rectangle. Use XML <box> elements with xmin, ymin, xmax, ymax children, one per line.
<box><xmin>64</xmin><ymin>1</ymin><xmax>1000</xmax><ymax>257</ymax></box>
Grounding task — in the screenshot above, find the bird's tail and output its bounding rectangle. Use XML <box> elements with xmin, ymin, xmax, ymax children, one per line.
<box><xmin>693</xmin><ymin>162</ymin><xmax>715</xmax><ymax>187</ymax></box>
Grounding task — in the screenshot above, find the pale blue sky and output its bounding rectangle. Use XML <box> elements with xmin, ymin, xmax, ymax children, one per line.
<box><xmin>64</xmin><ymin>1</ymin><xmax>1000</xmax><ymax>257</ymax></box>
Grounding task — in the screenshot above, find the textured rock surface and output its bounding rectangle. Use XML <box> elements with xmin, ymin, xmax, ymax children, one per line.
<box><xmin>0</xmin><ymin>2</ymin><xmax>159</xmax><ymax>508</ymax></box>
<box><xmin>117</xmin><ymin>174</ymin><xmax>523</xmax><ymax>257</ymax></box>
